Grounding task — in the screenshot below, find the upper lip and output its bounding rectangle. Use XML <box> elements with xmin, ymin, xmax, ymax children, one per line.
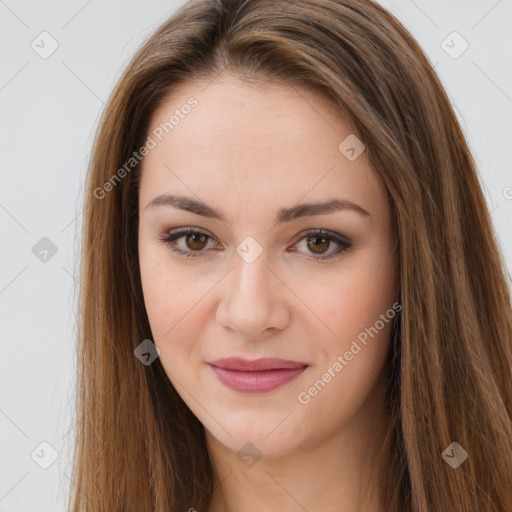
<box><xmin>207</xmin><ymin>357</ymin><xmax>308</xmax><ymax>372</ymax></box>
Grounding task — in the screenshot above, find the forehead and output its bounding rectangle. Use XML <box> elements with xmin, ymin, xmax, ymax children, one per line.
<box><xmin>138</xmin><ymin>74</ymin><xmax>384</xmax><ymax>219</ymax></box>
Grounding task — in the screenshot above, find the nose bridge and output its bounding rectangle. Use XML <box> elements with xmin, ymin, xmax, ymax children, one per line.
<box><xmin>231</xmin><ymin>242</ymin><xmax>272</xmax><ymax>308</ymax></box>
<box><xmin>230</xmin><ymin>231</ymin><xmax>271</xmax><ymax>292</ymax></box>
<box><xmin>216</xmin><ymin>239</ymin><xmax>288</xmax><ymax>338</ymax></box>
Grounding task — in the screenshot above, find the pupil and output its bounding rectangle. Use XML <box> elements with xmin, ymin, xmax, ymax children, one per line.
<box><xmin>308</xmin><ymin>236</ymin><xmax>329</xmax><ymax>254</ymax></box>
<box><xmin>187</xmin><ymin>233</ymin><xmax>207</xmax><ymax>250</ymax></box>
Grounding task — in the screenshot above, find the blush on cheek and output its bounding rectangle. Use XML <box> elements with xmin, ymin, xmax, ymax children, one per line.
<box><xmin>145</xmin><ymin>293</ymin><xmax>202</xmax><ymax>350</ymax></box>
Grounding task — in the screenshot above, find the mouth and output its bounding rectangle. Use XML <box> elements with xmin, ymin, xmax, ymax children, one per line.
<box><xmin>207</xmin><ymin>357</ymin><xmax>309</xmax><ymax>394</ymax></box>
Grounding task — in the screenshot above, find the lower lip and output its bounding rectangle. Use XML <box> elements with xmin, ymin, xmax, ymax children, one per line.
<box><xmin>209</xmin><ymin>365</ymin><xmax>308</xmax><ymax>393</ymax></box>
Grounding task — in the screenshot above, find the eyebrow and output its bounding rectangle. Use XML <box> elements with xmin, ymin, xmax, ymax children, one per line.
<box><xmin>144</xmin><ymin>194</ymin><xmax>371</xmax><ymax>223</ymax></box>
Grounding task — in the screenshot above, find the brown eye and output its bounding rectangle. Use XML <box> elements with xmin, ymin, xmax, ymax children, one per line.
<box><xmin>306</xmin><ymin>235</ymin><xmax>331</xmax><ymax>254</ymax></box>
<box><xmin>185</xmin><ymin>232</ymin><xmax>208</xmax><ymax>251</ymax></box>
<box><xmin>160</xmin><ymin>227</ymin><xmax>351</xmax><ymax>261</ymax></box>
<box><xmin>292</xmin><ymin>228</ymin><xmax>352</xmax><ymax>261</ymax></box>
<box><xmin>159</xmin><ymin>228</ymin><xmax>216</xmax><ymax>258</ymax></box>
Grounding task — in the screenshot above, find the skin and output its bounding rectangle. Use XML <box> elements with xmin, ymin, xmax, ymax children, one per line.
<box><xmin>138</xmin><ymin>73</ymin><xmax>397</xmax><ymax>512</ymax></box>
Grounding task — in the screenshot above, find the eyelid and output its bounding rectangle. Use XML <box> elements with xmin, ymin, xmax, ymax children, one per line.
<box><xmin>159</xmin><ymin>226</ymin><xmax>219</xmax><ymax>245</ymax></box>
<box><xmin>290</xmin><ymin>227</ymin><xmax>352</xmax><ymax>246</ymax></box>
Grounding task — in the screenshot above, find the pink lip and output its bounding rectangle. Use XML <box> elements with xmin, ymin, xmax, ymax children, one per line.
<box><xmin>207</xmin><ymin>357</ymin><xmax>309</xmax><ymax>393</ymax></box>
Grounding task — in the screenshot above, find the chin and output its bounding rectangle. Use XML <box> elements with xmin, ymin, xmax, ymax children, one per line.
<box><xmin>203</xmin><ymin>411</ymin><xmax>310</xmax><ymax>462</ymax></box>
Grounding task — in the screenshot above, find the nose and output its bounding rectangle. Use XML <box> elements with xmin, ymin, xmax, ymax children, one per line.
<box><xmin>216</xmin><ymin>251</ymin><xmax>290</xmax><ymax>339</ymax></box>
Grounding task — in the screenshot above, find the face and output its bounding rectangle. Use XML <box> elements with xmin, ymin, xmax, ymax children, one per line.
<box><xmin>138</xmin><ymin>74</ymin><xmax>397</xmax><ymax>459</ymax></box>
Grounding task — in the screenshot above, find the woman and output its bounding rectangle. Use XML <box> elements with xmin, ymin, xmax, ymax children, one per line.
<box><xmin>69</xmin><ymin>0</ymin><xmax>512</xmax><ymax>510</ymax></box>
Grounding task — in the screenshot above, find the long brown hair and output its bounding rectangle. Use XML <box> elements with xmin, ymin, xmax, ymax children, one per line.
<box><xmin>69</xmin><ymin>0</ymin><xmax>512</xmax><ymax>510</ymax></box>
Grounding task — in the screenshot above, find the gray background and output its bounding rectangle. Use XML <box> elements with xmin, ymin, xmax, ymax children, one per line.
<box><xmin>0</xmin><ymin>0</ymin><xmax>511</xmax><ymax>510</ymax></box>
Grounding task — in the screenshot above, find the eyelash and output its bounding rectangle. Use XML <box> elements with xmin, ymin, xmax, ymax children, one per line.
<box><xmin>157</xmin><ymin>227</ymin><xmax>352</xmax><ymax>261</ymax></box>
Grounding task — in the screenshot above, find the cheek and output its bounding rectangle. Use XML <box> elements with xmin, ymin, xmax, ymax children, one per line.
<box><xmin>140</xmin><ymin>270</ymin><xmax>208</xmax><ymax>386</ymax></box>
<box><xmin>301</xmin><ymin>252</ymin><xmax>396</xmax><ymax>414</ymax></box>
<box><xmin>296</xmin><ymin>264</ymin><xmax>396</xmax><ymax>425</ymax></box>
<box><xmin>139</xmin><ymin>250</ymin><xmax>206</xmax><ymax>354</ymax></box>
<box><xmin>312</xmin><ymin>255</ymin><xmax>396</xmax><ymax>347</ymax></box>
